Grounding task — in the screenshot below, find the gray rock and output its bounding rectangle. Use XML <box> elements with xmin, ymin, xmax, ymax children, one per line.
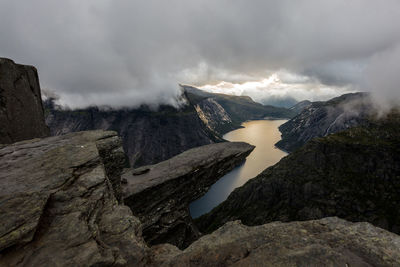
<box><xmin>276</xmin><ymin>92</ymin><xmax>372</xmax><ymax>152</ymax></box>
<box><xmin>1</xmin><ymin>129</ymin><xmax>400</xmax><ymax>266</ymax></box>
<box><xmin>0</xmin><ymin>58</ymin><xmax>49</xmax><ymax>144</ymax></box>
<box><xmin>122</xmin><ymin>142</ymin><xmax>255</xmax><ymax>249</ymax></box>
<box><xmin>44</xmin><ymin>99</ymin><xmax>221</xmax><ymax>168</ymax></box>
<box><xmin>289</xmin><ymin>100</ymin><xmax>312</xmax><ymax>114</ymax></box>
<box><xmin>194</xmin><ymin>98</ymin><xmax>235</xmax><ymax>135</ymax></box>
<box><xmin>151</xmin><ymin>217</ymin><xmax>400</xmax><ymax>266</ymax></box>
<box><xmin>0</xmin><ymin>130</ymin><xmax>146</xmax><ymax>266</ymax></box>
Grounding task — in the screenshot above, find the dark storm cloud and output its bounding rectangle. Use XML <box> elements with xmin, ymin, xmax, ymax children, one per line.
<box><xmin>0</xmin><ymin>0</ymin><xmax>399</xmax><ymax>107</ymax></box>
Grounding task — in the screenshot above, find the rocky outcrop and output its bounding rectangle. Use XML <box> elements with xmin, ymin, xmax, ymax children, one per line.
<box><xmin>151</xmin><ymin>217</ymin><xmax>400</xmax><ymax>266</ymax></box>
<box><xmin>45</xmin><ymin>100</ymin><xmax>221</xmax><ymax>168</ymax></box>
<box><xmin>276</xmin><ymin>92</ymin><xmax>372</xmax><ymax>152</ymax></box>
<box><xmin>2</xmin><ymin>59</ymin><xmax>400</xmax><ymax>266</ymax></box>
<box><xmin>44</xmin><ymin>85</ymin><xmax>293</xmax><ymax>168</ymax></box>
<box><xmin>122</xmin><ymin>142</ymin><xmax>255</xmax><ymax>249</ymax></box>
<box><xmin>0</xmin><ymin>58</ymin><xmax>49</xmax><ymax>144</ymax></box>
<box><xmin>1</xmin><ymin>130</ymin><xmax>400</xmax><ymax>266</ymax></box>
<box><xmin>197</xmin><ymin>111</ymin><xmax>400</xmax><ymax>235</ymax></box>
<box><xmin>0</xmin><ymin>130</ymin><xmax>146</xmax><ymax>266</ymax></box>
<box><xmin>184</xmin><ymin>85</ymin><xmax>296</xmax><ymax>135</ymax></box>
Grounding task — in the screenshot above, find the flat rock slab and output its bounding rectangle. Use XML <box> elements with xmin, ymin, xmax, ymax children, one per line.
<box><xmin>0</xmin><ymin>130</ymin><xmax>146</xmax><ymax>266</ymax></box>
<box><xmin>122</xmin><ymin>141</ymin><xmax>255</xmax><ymax>248</ymax></box>
<box><xmin>123</xmin><ymin>141</ymin><xmax>254</xmax><ymax>196</ymax></box>
<box><xmin>151</xmin><ymin>217</ymin><xmax>400</xmax><ymax>266</ymax></box>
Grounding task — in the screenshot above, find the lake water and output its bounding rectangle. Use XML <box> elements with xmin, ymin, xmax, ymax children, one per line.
<box><xmin>189</xmin><ymin>119</ymin><xmax>288</xmax><ymax>218</ymax></box>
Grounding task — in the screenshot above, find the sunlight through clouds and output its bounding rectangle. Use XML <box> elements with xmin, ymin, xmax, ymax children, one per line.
<box><xmin>198</xmin><ymin>71</ymin><xmax>354</xmax><ymax>106</ymax></box>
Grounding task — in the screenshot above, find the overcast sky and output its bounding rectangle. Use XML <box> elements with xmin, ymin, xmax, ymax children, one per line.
<box><xmin>1</xmin><ymin>0</ymin><xmax>399</xmax><ymax>108</ymax></box>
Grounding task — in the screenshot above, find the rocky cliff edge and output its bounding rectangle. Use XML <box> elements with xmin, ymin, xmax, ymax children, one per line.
<box><xmin>0</xmin><ymin>130</ymin><xmax>145</xmax><ymax>266</ymax></box>
<box><xmin>0</xmin><ymin>58</ymin><xmax>49</xmax><ymax>144</ymax></box>
<box><xmin>0</xmin><ymin>130</ymin><xmax>400</xmax><ymax>266</ymax></box>
<box><xmin>122</xmin><ymin>142</ymin><xmax>255</xmax><ymax>249</ymax></box>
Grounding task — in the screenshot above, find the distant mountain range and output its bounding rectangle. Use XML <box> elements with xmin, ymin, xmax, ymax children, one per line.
<box><xmin>183</xmin><ymin>85</ymin><xmax>296</xmax><ymax>135</ymax></box>
<box><xmin>288</xmin><ymin>100</ymin><xmax>312</xmax><ymax>114</ymax></box>
<box><xmin>45</xmin><ymin>85</ymin><xmax>295</xmax><ymax>167</ymax></box>
<box><xmin>44</xmin><ymin>99</ymin><xmax>220</xmax><ymax>168</ymax></box>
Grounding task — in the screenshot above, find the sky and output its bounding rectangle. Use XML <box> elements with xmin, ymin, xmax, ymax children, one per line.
<box><xmin>0</xmin><ymin>0</ymin><xmax>399</xmax><ymax>108</ymax></box>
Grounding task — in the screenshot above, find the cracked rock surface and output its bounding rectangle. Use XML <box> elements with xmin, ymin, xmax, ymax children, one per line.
<box><xmin>0</xmin><ymin>130</ymin><xmax>146</xmax><ymax>266</ymax></box>
<box><xmin>150</xmin><ymin>217</ymin><xmax>400</xmax><ymax>266</ymax></box>
<box><xmin>0</xmin><ymin>130</ymin><xmax>400</xmax><ymax>266</ymax></box>
<box><xmin>0</xmin><ymin>57</ymin><xmax>49</xmax><ymax>144</ymax></box>
<box><xmin>122</xmin><ymin>142</ymin><xmax>255</xmax><ymax>249</ymax></box>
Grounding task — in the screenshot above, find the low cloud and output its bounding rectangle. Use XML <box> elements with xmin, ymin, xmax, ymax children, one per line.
<box><xmin>0</xmin><ymin>0</ymin><xmax>399</xmax><ymax>108</ymax></box>
<box><xmin>199</xmin><ymin>70</ymin><xmax>354</xmax><ymax>107</ymax></box>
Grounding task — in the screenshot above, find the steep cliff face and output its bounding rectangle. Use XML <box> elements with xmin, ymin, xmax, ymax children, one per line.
<box><xmin>276</xmin><ymin>92</ymin><xmax>372</xmax><ymax>152</ymax></box>
<box><xmin>194</xmin><ymin>98</ymin><xmax>237</xmax><ymax>135</ymax></box>
<box><xmin>0</xmin><ymin>58</ymin><xmax>49</xmax><ymax>144</ymax></box>
<box><xmin>184</xmin><ymin>85</ymin><xmax>296</xmax><ymax>135</ymax></box>
<box><xmin>197</xmin><ymin>112</ymin><xmax>400</xmax><ymax>235</ymax></box>
<box><xmin>2</xmin><ymin>59</ymin><xmax>400</xmax><ymax>266</ymax></box>
<box><xmin>1</xmin><ymin>130</ymin><xmax>400</xmax><ymax>266</ymax></box>
<box><xmin>0</xmin><ymin>131</ymin><xmax>146</xmax><ymax>266</ymax></box>
<box><xmin>122</xmin><ymin>142</ymin><xmax>255</xmax><ymax>249</ymax></box>
<box><xmin>45</xmin><ymin>100</ymin><xmax>221</xmax><ymax>167</ymax></box>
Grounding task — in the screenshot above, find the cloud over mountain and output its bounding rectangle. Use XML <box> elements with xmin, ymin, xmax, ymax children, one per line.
<box><xmin>1</xmin><ymin>0</ymin><xmax>399</xmax><ymax>108</ymax></box>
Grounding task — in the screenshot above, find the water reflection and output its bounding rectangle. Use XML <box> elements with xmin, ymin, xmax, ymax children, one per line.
<box><xmin>189</xmin><ymin>120</ymin><xmax>287</xmax><ymax>218</ymax></box>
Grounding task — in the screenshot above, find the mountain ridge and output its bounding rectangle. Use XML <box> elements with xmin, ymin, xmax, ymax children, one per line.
<box><xmin>196</xmin><ymin>110</ymin><xmax>400</xmax><ymax>235</ymax></box>
<box><xmin>276</xmin><ymin>92</ymin><xmax>373</xmax><ymax>152</ymax></box>
<box><xmin>183</xmin><ymin>85</ymin><xmax>296</xmax><ymax>135</ymax></box>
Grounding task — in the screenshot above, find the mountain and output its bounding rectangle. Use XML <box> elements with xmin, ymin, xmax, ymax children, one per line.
<box><xmin>45</xmin><ymin>98</ymin><xmax>221</xmax><ymax>168</ymax></box>
<box><xmin>196</xmin><ymin>111</ymin><xmax>400</xmax><ymax>235</ymax></box>
<box><xmin>0</xmin><ymin>58</ymin><xmax>49</xmax><ymax>143</ymax></box>
<box><xmin>288</xmin><ymin>99</ymin><xmax>312</xmax><ymax>114</ymax></box>
<box><xmin>276</xmin><ymin>92</ymin><xmax>372</xmax><ymax>152</ymax></box>
<box><xmin>2</xmin><ymin>58</ymin><xmax>400</xmax><ymax>266</ymax></box>
<box><xmin>45</xmin><ymin>86</ymin><xmax>295</xmax><ymax>167</ymax></box>
<box><xmin>2</xmin><ymin>130</ymin><xmax>399</xmax><ymax>266</ymax></box>
<box><xmin>183</xmin><ymin>85</ymin><xmax>296</xmax><ymax>135</ymax></box>
<box><xmin>259</xmin><ymin>95</ymin><xmax>298</xmax><ymax>108</ymax></box>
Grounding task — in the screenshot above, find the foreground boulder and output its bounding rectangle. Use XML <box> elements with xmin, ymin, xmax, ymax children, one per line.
<box><xmin>197</xmin><ymin>111</ymin><xmax>400</xmax><ymax>235</ymax></box>
<box><xmin>0</xmin><ymin>58</ymin><xmax>49</xmax><ymax>144</ymax></box>
<box><xmin>151</xmin><ymin>217</ymin><xmax>400</xmax><ymax>266</ymax></box>
<box><xmin>122</xmin><ymin>142</ymin><xmax>255</xmax><ymax>249</ymax></box>
<box><xmin>0</xmin><ymin>130</ymin><xmax>146</xmax><ymax>266</ymax></box>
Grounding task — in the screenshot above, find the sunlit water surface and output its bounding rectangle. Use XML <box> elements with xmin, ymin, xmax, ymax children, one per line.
<box><xmin>189</xmin><ymin>120</ymin><xmax>288</xmax><ymax>218</ymax></box>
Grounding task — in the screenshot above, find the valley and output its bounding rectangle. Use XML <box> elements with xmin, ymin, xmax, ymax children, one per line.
<box><xmin>1</xmin><ymin>57</ymin><xmax>399</xmax><ymax>266</ymax></box>
<box><xmin>189</xmin><ymin>119</ymin><xmax>288</xmax><ymax>218</ymax></box>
